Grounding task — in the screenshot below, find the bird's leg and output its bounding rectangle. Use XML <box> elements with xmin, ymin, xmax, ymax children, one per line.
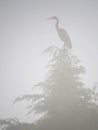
<box><xmin>63</xmin><ymin>44</ymin><xmax>68</xmax><ymax>53</ymax></box>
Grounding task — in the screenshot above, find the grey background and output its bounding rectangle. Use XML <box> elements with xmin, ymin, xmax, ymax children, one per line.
<box><xmin>0</xmin><ymin>0</ymin><xmax>98</xmax><ymax>122</ymax></box>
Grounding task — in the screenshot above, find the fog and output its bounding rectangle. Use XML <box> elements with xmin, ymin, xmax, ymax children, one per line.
<box><xmin>0</xmin><ymin>0</ymin><xmax>98</xmax><ymax>124</ymax></box>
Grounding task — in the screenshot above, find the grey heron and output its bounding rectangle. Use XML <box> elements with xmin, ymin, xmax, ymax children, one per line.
<box><xmin>48</xmin><ymin>16</ymin><xmax>72</xmax><ymax>49</ymax></box>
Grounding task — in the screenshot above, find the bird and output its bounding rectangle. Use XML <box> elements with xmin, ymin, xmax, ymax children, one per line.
<box><xmin>48</xmin><ymin>16</ymin><xmax>72</xmax><ymax>49</ymax></box>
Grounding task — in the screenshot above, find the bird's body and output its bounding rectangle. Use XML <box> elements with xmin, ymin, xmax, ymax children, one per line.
<box><xmin>48</xmin><ymin>16</ymin><xmax>72</xmax><ymax>49</ymax></box>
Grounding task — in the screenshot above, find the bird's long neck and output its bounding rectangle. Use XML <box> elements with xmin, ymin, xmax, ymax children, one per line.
<box><xmin>55</xmin><ymin>20</ymin><xmax>59</xmax><ymax>31</ymax></box>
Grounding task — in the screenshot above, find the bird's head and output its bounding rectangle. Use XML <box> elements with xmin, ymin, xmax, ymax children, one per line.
<box><xmin>48</xmin><ymin>16</ymin><xmax>59</xmax><ymax>22</ymax></box>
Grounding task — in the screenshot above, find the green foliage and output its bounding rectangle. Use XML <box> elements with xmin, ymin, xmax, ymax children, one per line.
<box><xmin>0</xmin><ymin>118</ymin><xmax>35</xmax><ymax>130</ymax></box>
<box><xmin>13</xmin><ymin>45</ymin><xmax>98</xmax><ymax>130</ymax></box>
<box><xmin>0</xmin><ymin>118</ymin><xmax>19</xmax><ymax>130</ymax></box>
<box><xmin>1</xmin><ymin>45</ymin><xmax>98</xmax><ymax>130</ymax></box>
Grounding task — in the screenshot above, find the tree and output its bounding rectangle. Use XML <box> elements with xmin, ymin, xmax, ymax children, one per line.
<box><xmin>13</xmin><ymin>45</ymin><xmax>98</xmax><ymax>130</ymax></box>
<box><xmin>0</xmin><ymin>118</ymin><xmax>35</xmax><ymax>130</ymax></box>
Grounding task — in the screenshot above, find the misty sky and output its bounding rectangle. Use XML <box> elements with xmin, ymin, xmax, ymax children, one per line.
<box><xmin>0</xmin><ymin>0</ymin><xmax>98</xmax><ymax>122</ymax></box>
